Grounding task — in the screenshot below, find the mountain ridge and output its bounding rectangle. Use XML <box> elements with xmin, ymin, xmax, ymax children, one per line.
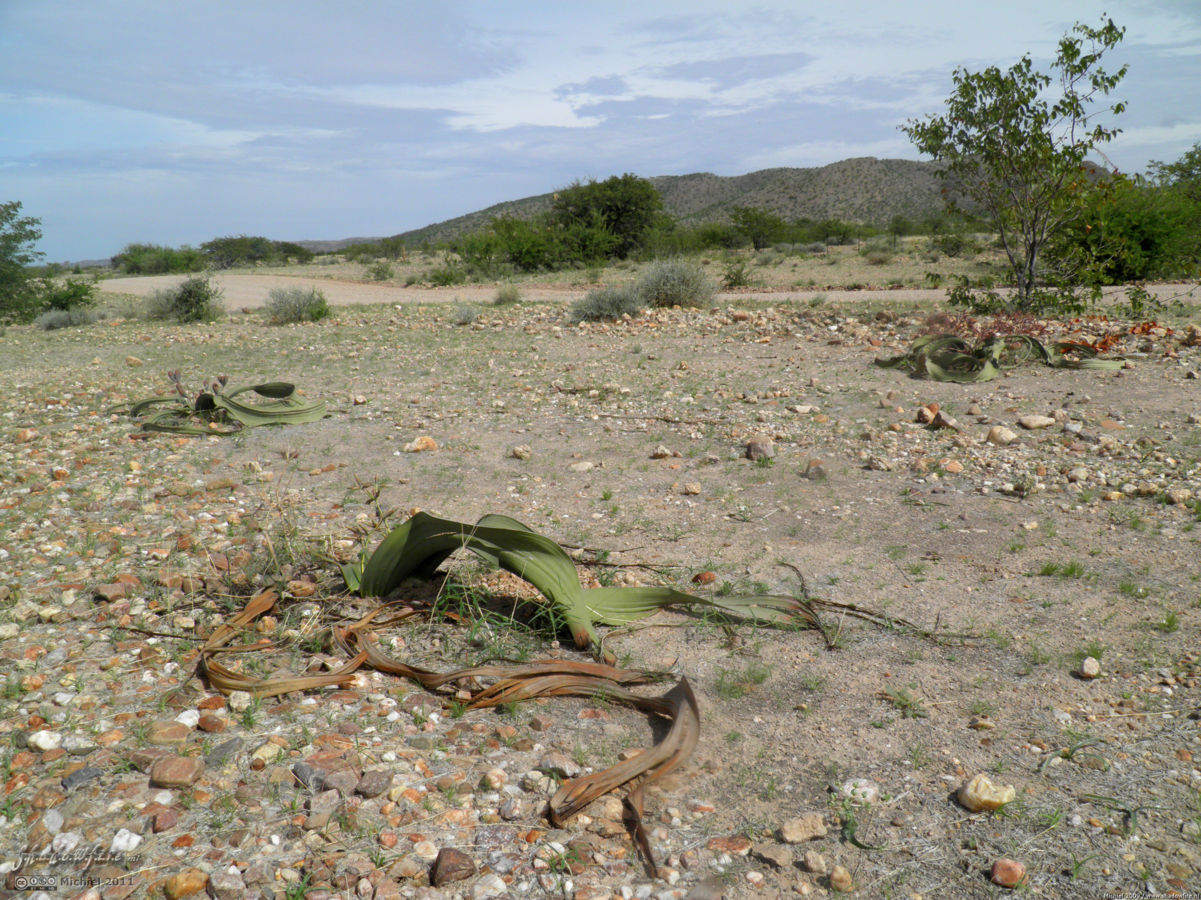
<box><xmin>297</xmin><ymin>156</ymin><xmax>955</xmax><ymax>251</ymax></box>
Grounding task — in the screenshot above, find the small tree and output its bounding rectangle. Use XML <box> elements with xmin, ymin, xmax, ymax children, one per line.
<box><xmin>1150</xmin><ymin>142</ymin><xmax>1201</xmax><ymax>204</ymax></box>
<box><xmin>730</xmin><ymin>207</ymin><xmax>786</xmax><ymax>250</ymax></box>
<box><xmin>903</xmin><ymin>17</ymin><xmax>1127</xmax><ymax>311</ymax></box>
<box><xmin>0</xmin><ymin>201</ymin><xmax>45</xmax><ymax>322</ymax></box>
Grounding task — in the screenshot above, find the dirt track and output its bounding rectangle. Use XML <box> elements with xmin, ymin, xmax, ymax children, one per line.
<box><xmin>98</xmin><ymin>273</ymin><xmax>578</xmax><ymax>308</ymax></box>
<box><xmin>99</xmin><ymin>273</ymin><xmax>1200</xmax><ymax>311</ymax></box>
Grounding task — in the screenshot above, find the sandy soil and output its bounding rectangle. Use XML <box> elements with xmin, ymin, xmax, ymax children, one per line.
<box><xmin>18</xmin><ymin>275</ymin><xmax>1201</xmax><ymax>897</ymax></box>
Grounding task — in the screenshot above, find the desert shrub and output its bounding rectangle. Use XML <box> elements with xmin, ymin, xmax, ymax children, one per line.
<box><xmin>427</xmin><ymin>262</ymin><xmax>468</xmax><ymax>286</ymax></box>
<box><xmin>721</xmin><ymin>257</ymin><xmax>754</xmax><ymax>289</ymax></box>
<box><xmin>863</xmin><ymin>250</ymin><xmax>893</xmax><ymax>266</ymax></box>
<box><xmin>799</xmin><ymin>242</ymin><xmax>826</xmax><ymax>255</ymax></box>
<box><xmin>494</xmin><ymin>284</ymin><xmax>522</xmax><ymax>305</ymax></box>
<box><xmin>365</xmin><ymin>261</ymin><xmax>394</xmax><ymax>281</ymax></box>
<box><xmin>341</xmin><ymin>241</ymin><xmax>383</xmax><ymax>261</ymax></box>
<box><xmin>265</xmin><ymin>286</ymin><xmax>330</xmax><ymax>324</ymax></box>
<box><xmin>569</xmin><ymin>284</ymin><xmax>643</xmax><ymax>322</ymax></box>
<box><xmin>929</xmin><ymin>233</ymin><xmax>977</xmax><ymax>258</ymax></box>
<box><xmin>452</xmin><ymin>304</ymin><xmax>478</xmax><ymax>325</ymax></box>
<box><xmin>35</xmin><ymin>307</ymin><xmax>98</xmax><ymax>330</ymax></box>
<box><xmin>144</xmin><ymin>274</ymin><xmax>224</xmax><ymax>323</ymax></box>
<box><xmin>634</xmin><ymin>259</ymin><xmax>715</xmax><ymax>309</ymax></box>
<box><xmin>774</xmin><ymin>242</ymin><xmax>811</xmax><ymax>255</ymax></box>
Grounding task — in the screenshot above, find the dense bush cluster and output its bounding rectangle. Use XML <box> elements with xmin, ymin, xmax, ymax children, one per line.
<box><xmin>110</xmin><ymin>243</ymin><xmax>207</xmax><ymax>274</ymax></box>
<box><xmin>443</xmin><ymin>175</ymin><xmax>666</xmax><ymax>277</ymax></box>
<box><xmin>1055</xmin><ymin>164</ymin><xmax>1201</xmax><ymax>284</ymax></box>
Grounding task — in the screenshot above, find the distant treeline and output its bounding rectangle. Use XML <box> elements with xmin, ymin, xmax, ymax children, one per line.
<box><xmin>337</xmin><ymin>174</ymin><xmax>991</xmax><ymax>273</ymax></box>
<box><xmin>110</xmin><ymin>235</ymin><xmax>314</xmax><ymax>274</ymax></box>
<box><xmin>108</xmin><ymin>160</ymin><xmax>1200</xmax><ymax>285</ymax></box>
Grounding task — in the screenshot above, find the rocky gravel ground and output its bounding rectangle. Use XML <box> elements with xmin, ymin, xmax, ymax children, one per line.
<box><xmin>2</xmin><ymin>287</ymin><xmax>1201</xmax><ymax>900</ymax></box>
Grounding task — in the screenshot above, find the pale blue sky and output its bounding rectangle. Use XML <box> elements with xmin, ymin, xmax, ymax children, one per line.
<box><xmin>2</xmin><ymin>0</ymin><xmax>1199</xmax><ymax>262</ymax></box>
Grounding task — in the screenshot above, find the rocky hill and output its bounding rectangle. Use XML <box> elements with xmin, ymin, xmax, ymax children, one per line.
<box><xmin>301</xmin><ymin>157</ymin><xmax>955</xmax><ymax>250</ymax></box>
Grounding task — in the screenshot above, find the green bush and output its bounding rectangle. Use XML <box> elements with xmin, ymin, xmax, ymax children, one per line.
<box><xmin>40</xmin><ymin>277</ymin><xmax>98</xmax><ymax>311</ymax></box>
<box><xmin>427</xmin><ymin>262</ymin><xmax>468</xmax><ymax>286</ymax></box>
<box><xmin>145</xmin><ymin>274</ymin><xmax>224</xmax><ymax>322</ymax></box>
<box><xmin>1053</xmin><ymin>175</ymin><xmax>1201</xmax><ymax>284</ymax></box>
<box><xmin>494</xmin><ymin>284</ymin><xmax>522</xmax><ymax>305</ymax></box>
<box><xmin>569</xmin><ymin>284</ymin><xmax>644</xmax><ymax>322</ymax></box>
<box><xmin>200</xmin><ymin>235</ymin><xmax>314</xmax><ymax>268</ymax></box>
<box><xmin>633</xmin><ymin>259</ymin><xmax>715</xmax><ymax>309</ymax></box>
<box><xmin>929</xmin><ymin>233</ymin><xmax>977</xmax><ymax>258</ymax></box>
<box><xmin>490</xmin><ymin>217</ymin><xmax>563</xmax><ymax>271</ymax></box>
<box><xmin>35</xmin><ymin>307</ymin><xmax>98</xmax><ymax>330</ymax></box>
<box><xmin>265</xmin><ymin>286</ymin><xmax>330</xmax><ymax>324</ymax></box>
<box><xmin>721</xmin><ymin>257</ymin><xmax>754</xmax><ymax>288</ymax></box>
<box><xmin>1</xmin><ymin>201</ymin><xmax>45</xmax><ymax>323</ymax></box>
<box><xmin>550</xmin><ymin>174</ymin><xmax>662</xmax><ymax>259</ymax></box>
<box><xmin>366</xmin><ymin>261</ymin><xmax>394</xmax><ymax>281</ymax></box>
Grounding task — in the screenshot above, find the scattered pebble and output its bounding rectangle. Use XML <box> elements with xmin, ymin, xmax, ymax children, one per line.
<box><xmin>990</xmin><ymin>858</ymin><xmax>1028</xmax><ymax>888</ymax></box>
<box><xmin>430</xmin><ymin>847</ymin><xmax>476</xmax><ymax>886</ymax></box>
<box><xmin>803</xmin><ymin>849</ymin><xmax>828</xmax><ymax>875</ymax></box>
<box><xmin>987</xmin><ymin>425</ymin><xmax>1018</xmax><ymax>445</ymax></box>
<box><xmin>403</xmin><ymin>435</ymin><xmax>438</xmax><ymax>453</ymax></box>
<box><xmin>958</xmin><ymin>774</ymin><xmax>1016</xmax><ymax>812</ymax></box>
<box><xmin>829</xmin><ymin>864</ymin><xmax>854</xmax><ymax>892</ymax></box>
<box><xmin>1018</xmin><ymin>414</ymin><xmax>1056</xmax><ymax>430</ymax></box>
<box><xmin>27</xmin><ymin>730</ymin><xmax>63</xmax><ymax>751</ymax></box>
<box><xmin>780</xmin><ymin>813</ymin><xmax>827</xmax><ymax>843</ymax></box>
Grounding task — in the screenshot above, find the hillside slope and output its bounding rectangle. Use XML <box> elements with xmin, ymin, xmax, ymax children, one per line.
<box><xmin>300</xmin><ymin>157</ymin><xmax>956</xmax><ymax>250</ymax></box>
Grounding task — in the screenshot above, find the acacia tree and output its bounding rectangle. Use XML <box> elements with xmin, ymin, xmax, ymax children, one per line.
<box><xmin>903</xmin><ymin>18</ymin><xmax>1127</xmax><ymax>311</ymax></box>
<box><xmin>550</xmin><ymin>174</ymin><xmax>662</xmax><ymax>259</ymax></box>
